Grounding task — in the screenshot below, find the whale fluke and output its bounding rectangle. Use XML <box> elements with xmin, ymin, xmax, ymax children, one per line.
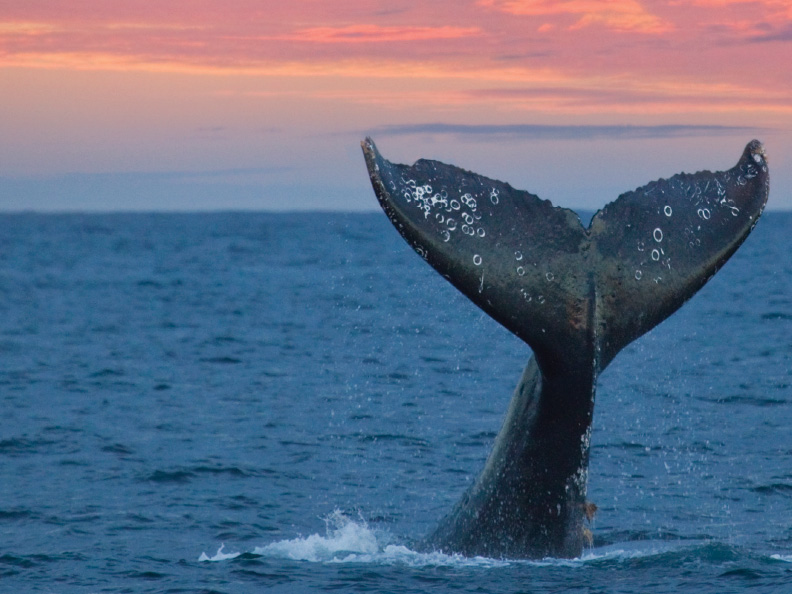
<box><xmin>361</xmin><ymin>138</ymin><xmax>769</xmax><ymax>558</ymax></box>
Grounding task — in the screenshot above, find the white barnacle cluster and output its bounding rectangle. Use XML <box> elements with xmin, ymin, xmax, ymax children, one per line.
<box><xmin>398</xmin><ymin>175</ymin><xmax>491</xmax><ymax>250</ymax></box>
<box><xmin>457</xmin><ymin>193</ymin><xmax>486</xmax><ymax>238</ymax></box>
<box><xmin>429</xmin><ymin>190</ymin><xmax>487</xmax><ymax>243</ymax></box>
<box><xmin>400</xmin><ymin>177</ymin><xmax>449</xmax><ymax>219</ymax></box>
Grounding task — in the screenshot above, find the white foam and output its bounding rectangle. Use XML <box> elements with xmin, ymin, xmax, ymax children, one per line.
<box><xmin>253</xmin><ymin>510</ymin><xmax>381</xmax><ymax>563</ymax></box>
<box><xmin>249</xmin><ymin>510</ymin><xmax>508</xmax><ymax>567</ymax></box>
<box><xmin>199</xmin><ymin>511</ymin><xmax>713</xmax><ymax>568</ymax></box>
<box><xmin>198</xmin><ymin>510</ymin><xmax>508</xmax><ymax>567</ymax></box>
<box><xmin>770</xmin><ymin>553</ymin><xmax>792</xmax><ymax>563</ymax></box>
<box><xmin>199</xmin><ymin>543</ymin><xmax>241</xmax><ymax>562</ymax></box>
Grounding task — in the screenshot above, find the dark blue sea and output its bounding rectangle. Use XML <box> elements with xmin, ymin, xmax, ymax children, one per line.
<box><xmin>1</xmin><ymin>211</ymin><xmax>791</xmax><ymax>593</ymax></box>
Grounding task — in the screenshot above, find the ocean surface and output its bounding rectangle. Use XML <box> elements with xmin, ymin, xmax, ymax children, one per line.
<box><xmin>1</xmin><ymin>211</ymin><xmax>791</xmax><ymax>593</ymax></box>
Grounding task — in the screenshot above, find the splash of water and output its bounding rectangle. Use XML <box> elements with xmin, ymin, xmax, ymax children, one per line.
<box><xmin>200</xmin><ymin>510</ymin><xmax>508</xmax><ymax>567</ymax></box>
<box><xmin>253</xmin><ymin>509</ymin><xmax>382</xmax><ymax>563</ymax></box>
<box><xmin>198</xmin><ymin>543</ymin><xmax>241</xmax><ymax>562</ymax></box>
<box><xmin>201</xmin><ymin>511</ymin><xmax>784</xmax><ymax>569</ymax></box>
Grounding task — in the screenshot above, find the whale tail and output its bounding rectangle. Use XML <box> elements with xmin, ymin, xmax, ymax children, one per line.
<box><xmin>361</xmin><ymin>138</ymin><xmax>768</xmax><ymax>558</ymax></box>
<box><xmin>362</xmin><ymin>138</ymin><xmax>769</xmax><ymax>375</ymax></box>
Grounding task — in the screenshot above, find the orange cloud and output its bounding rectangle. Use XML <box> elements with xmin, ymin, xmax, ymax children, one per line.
<box><xmin>0</xmin><ymin>21</ymin><xmax>60</xmax><ymax>34</ymax></box>
<box><xmin>286</xmin><ymin>25</ymin><xmax>481</xmax><ymax>43</ymax></box>
<box><xmin>479</xmin><ymin>0</ymin><xmax>673</xmax><ymax>33</ymax></box>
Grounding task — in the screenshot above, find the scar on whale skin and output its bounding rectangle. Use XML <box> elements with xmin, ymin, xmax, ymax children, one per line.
<box><xmin>361</xmin><ymin>138</ymin><xmax>769</xmax><ymax>559</ymax></box>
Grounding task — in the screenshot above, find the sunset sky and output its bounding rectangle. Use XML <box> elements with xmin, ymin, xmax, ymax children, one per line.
<box><xmin>1</xmin><ymin>1</ymin><xmax>790</xmax><ymax>211</ymax></box>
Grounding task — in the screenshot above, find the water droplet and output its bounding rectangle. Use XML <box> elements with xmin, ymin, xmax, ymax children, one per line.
<box><xmin>697</xmin><ymin>208</ymin><xmax>711</xmax><ymax>220</ymax></box>
<box><xmin>515</xmin><ymin>251</ymin><xmax>523</xmax><ymax>261</ymax></box>
<box><xmin>653</xmin><ymin>228</ymin><xmax>663</xmax><ymax>242</ymax></box>
<box><xmin>730</xmin><ymin>206</ymin><xmax>740</xmax><ymax>217</ymax></box>
<box><xmin>537</xmin><ymin>295</ymin><xmax>545</xmax><ymax>304</ymax></box>
<box><xmin>545</xmin><ymin>272</ymin><xmax>554</xmax><ymax>281</ymax></box>
<box><xmin>435</xmin><ymin>213</ymin><xmax>445</xmax><ymax>223</ymax></box>
<box><xmin>446</xmin><ymin>218</ymin><xmax>457</xmax><ymax>231</ymax></box>
<box><xmin>441</xmin><ymin>230</ymin><xmax>451</xmax><ymax>242</ymax></box>
<box><xmin>473</xmin><ymin>254</ymin><xmax>482</xmax><ymax>266</ymax></box>
<box><xmin>637</xmin><ymin>241</ymin><xmax>645</xmax><ymax>252</ymax></box>
<box><xmin>450</xmin><ymin>200</ymin><xmax>460</xmax><ymax>210</ymax></box>
<box><xmin>490</xmin><ymin>189</ymin><xmax>499</xmax><ymax>205</ymax></box>
<box><xmin>517</xmin><ymin>266</ymin><xmax>525</xmax><ymax>276</ymax></box>
<box><xmin>635</xmin><ymin>270</ymin><xmax>643</xmax><ymax>280</ymax></box>
<box><xmin>651</xmin><ymin>249</ymin><xmax>660</xmax><ymax>261</ymax></box>
<box><xmin>477</xmin><ymin>228</ymin><xmax>485</xmax><ymax>237</ymax></box>
<box><xmin>664</xmin><ymin>205</ymin><xmax>672</xmax><ymax>217</ymax></box>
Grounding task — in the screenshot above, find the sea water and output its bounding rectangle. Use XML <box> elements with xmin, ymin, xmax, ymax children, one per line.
<box><xmin>0</xmin><ymin>212</ymin><xmax>790</xmax><ymax>593</ymax></box>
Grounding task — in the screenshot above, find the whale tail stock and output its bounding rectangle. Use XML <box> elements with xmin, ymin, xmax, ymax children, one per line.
<box><xmin>361</xmin><ymin>138</ymin><xmax>769</xmax><ymax>558</ymax></box>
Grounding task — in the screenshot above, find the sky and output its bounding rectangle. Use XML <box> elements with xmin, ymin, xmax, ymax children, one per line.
<box><xmin>0</xmin><ymin>0</ymin><xmax>790</xmax><ymax>212</ymax></box>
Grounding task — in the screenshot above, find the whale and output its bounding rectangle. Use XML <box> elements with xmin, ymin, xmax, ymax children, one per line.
<box><xmin>361</xmin><ymin>138</ymin><xmax>769</xmax><ymax>559</ymax></box>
